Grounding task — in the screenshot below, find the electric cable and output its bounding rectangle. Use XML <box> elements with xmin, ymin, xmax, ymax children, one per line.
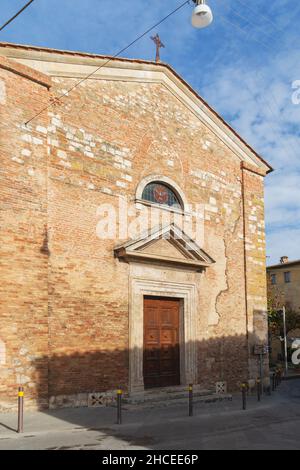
<box><xmin>25</xmin><ymin>0</ymin><xmax>189</xmax><ymax>126</ymax></box>
<box><xmin>0</xmin><ymin>0</ymin><xmax>35</xmax><ymax>33</ymax></box>
<box><xmin>234</xmin><ymin>0</ymin><xmax>284</xmax><ymax>34</ymax></box>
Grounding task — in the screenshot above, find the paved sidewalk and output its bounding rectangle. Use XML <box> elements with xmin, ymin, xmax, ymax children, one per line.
<box><xmin>0</xmin><ymin>380</ymin><xmax>299</xmax><ymax>450</ymax></box>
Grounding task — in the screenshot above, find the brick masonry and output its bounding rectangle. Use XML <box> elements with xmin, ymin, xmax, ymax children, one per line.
<box><xmin>0</xmin><ymin>46</ymin><xmax>271</xmax><ymax>410</ymax></box>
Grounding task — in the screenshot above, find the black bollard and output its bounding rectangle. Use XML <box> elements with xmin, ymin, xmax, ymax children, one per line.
<box><xmin>117</xmin><ymin>389</ymin><xmax>122</xmax><ymax>425</ymax></box>
<box><xmin>17</xmin><ymin>387</ymin><xmax>24</xmax><ymax>434</ymax></box>
<box><xmin>241</xmin><ymin>384</ymin><xmax>247</xmax><ymax>410</ymax></box>
<box><xmin>275</xmin><ymin>370</ymin><xmax>280</xmax><ymax>388</ymax></box>
<box><xmin>188</xmin><ymin>384</ymin><xmax>193</xmax><ymax>417</ymax></box>
<box><xmin>256</xmin><ymin>379</ymin><xmax>261</xmax><ymax>402</ymax></box>
<box><xmin>272</xmin><ymin>373</ymin><xmax>276</xmax><ymax>391</ymax></box>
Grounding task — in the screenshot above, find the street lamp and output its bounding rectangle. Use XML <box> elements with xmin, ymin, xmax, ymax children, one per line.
<box><xmin>191</xmin><ymin>0</ymin><xmax>213</xmax><ymax>29</ymax></box>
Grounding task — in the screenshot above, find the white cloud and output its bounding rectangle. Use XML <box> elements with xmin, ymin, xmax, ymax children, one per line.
<box><xmin>199</xmin><ymin>34</ymin><xmax>300</xmax><ymax>264</ymax></box>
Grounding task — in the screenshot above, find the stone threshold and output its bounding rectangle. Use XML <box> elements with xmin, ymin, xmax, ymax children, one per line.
<box><xmin>114</xmin><ymin>385</ymin><xmax>232</xmax><ymax>409</ymax></box>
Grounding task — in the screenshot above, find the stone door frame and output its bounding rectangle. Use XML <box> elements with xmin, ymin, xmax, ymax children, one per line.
<box><xmin>129</xmin><ymin>278</ymin><xmax>198</xmax><ymax>395</ymax></box>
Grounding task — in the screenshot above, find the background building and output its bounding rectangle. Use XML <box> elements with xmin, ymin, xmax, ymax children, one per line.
<box><xmin>267</xmin><ymin>257</ymin><xmax>300</xmax><ymax>312</ymax></box>
<box><xmin>267</xmin><ymin>257</ymin><xmax>300</xmax><ymax>363</ymax></box>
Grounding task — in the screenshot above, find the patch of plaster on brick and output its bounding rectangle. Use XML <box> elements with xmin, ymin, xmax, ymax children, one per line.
<box><xmin>211</xmin><ymin>200</ymin><xmax>243</xmax><ymax>325</ymax></box>
<box><xmin>207</xmin><ymin>236</ymin><xmax>227</xmax><ymax>326</ymax></box>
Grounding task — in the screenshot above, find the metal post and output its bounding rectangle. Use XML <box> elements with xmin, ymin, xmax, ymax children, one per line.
<box><xmin>282</xmin><ymin>306</ymin><xmax>288</xmax><ymax>376</ymax></box>
<box><xmin>17</xmin><ymin>387</ymin><xmax>24</xmax><ymax>433</ymax></box>
<box><xmin>276</xmin><ymin>369</ymin><xmax>281</xmax><ymax>387</ymax></box>
<box><xmin>241</xmin><ymin>384</ymin><xmax>247</xmax><ymax>410</ymax></box>
<box><xmin>259</xmin><ymin>353</ymin><xmax>264</xmax><ymax>395</ymax></box>
<box><xmin>117</xmin><ymin>389</ymin><xmax>122</xmax><ymax>425</ymax></box>
<box><xmin>256</xmin><ymin>379</ymin><xmax>261</xmax><ymax>402</ymax></box>
<box><xmin>188</xmin><ymin>384</ymin><xmax>193</xmax><ymax>417</ymax></box>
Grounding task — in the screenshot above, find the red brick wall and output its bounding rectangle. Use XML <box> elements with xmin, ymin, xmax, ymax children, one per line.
<box><xmin>0</xmin><ymin>59</ymin><xmax>50</xmax><ymax>409</ymax></box>
<box><xmin>242</xmin><ymin>163</ymin><xmax>269</xmax><ymax>383</ymax></box>
<box><xmin>0</xmin><ymin>54</ymin><xmax>269</xmax><ymax>408</ymax></box>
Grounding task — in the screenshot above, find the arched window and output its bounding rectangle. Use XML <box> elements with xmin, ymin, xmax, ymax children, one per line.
<box><xmin>142</xmin><ymin>182</ymin><xmax>183</xmax><ymax>210</ymax></box>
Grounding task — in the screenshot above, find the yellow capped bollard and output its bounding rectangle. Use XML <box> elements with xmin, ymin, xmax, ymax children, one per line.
<box><xmin>117</xmin><ymin>389</ymin><xmax>122</xmax><ymax>425</ymax></box>
<box><xmin>17</xmin><ymin>387</ymin><xmax>24</xmax><ymax>433</ymax></box>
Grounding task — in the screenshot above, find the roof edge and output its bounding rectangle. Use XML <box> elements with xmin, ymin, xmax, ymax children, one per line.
<box><xmin>0</xmin><ymin>53</ymin><xmax>51</xmax><ymax>88</ymax></box>
<box><xmin>0</xmin><ymin>41</ymin><xmax>273</xmax><ymax>173</ymax></box>
<box><xmin>267</xmin><ymin>260</ymin><xmax>300</xmax><ymax>269</ymax></box>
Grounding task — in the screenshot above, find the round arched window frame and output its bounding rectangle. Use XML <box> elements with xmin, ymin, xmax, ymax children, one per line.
<box><xmin>142</xmin><ymin>182</ymin><xmax>183</xmax><ymax>210</ymax></box>
<box><xmin>135</xmin><ymin>176</ymin><xmax>188</xmax><ymax>213</ymax></box>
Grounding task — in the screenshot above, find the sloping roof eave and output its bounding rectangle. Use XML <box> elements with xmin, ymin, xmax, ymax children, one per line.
<box><xmin>267</xmin><ymin>260</ymin><xmax>300</xmax><ymax>270</ymax></box>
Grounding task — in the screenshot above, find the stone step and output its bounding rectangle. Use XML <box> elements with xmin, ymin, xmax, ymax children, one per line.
<box><xmin>124</xmin><ymin>388</ymin><xmax>215</xmax><ymax>405</ymax></box>
<box><xmin>116</xmin><ymin>393</ymin><xmax>232</xmax><ymax>410</ymax></box>
<box><xmin>143</xmin><ymin>384</ymin><xmax>211</xmax><ymax>395</ymax></box>
<box><xmin>111</xmin><ymin>385</ymin><xmax>233</xmax><ymax>409</ymax></box>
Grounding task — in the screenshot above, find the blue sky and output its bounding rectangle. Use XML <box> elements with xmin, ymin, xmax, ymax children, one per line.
<box><xmin>1</xmin><ymin>0</ymin><xmax>300</xmax><ymax>264</ymax></box>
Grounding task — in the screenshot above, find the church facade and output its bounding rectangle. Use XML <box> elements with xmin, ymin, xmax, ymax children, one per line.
<box><xmin>0</xmin><ymin>43</ymin><xmax>272</xmax><ymax>410</ymax></box>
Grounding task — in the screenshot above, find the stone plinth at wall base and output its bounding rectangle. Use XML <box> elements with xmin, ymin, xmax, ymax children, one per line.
<box><xmin>0</xmin><ymin>399</ymin><xmax>47</xmax><ymax>413</ymax></box>
<box><xmin>49</xmin><ymin>391</ymin><xmax>119</xmax><ymax>409</ymax></box>
<box><xmin>49</xmin><ymin>393</ymin><xmax>89</xmax><ymax>409</ymax></box>
<box><xmin>0</xmin><ymin>401</ymin><xmax>18</xmax><ymax>413</ymax></box>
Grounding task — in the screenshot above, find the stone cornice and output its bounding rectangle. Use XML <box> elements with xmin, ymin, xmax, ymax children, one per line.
<box><xmin>241</xmin><ymin>161</ymin><xmax>267</xmax><ymax>177</ymax></box>
<box><xmin>0</xmin><ymin>42</ymin><xmax>272</xmax><ymax>174</ymax></box>
<box><xmin>0</xmin><ymin>55</ymin><xmax>51</xmax><ymax>89</ymax></box>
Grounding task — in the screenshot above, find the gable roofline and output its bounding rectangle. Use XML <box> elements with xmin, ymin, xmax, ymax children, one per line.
<box><xmin>0</xmin><ymin>41</ymin><xmax>273</xmax><ymax>174</ymax></box>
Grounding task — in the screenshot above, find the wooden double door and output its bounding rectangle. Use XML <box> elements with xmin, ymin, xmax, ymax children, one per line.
<box><xmin>143</xmin><ymin>296</ymin><xmax>180</xmax><ymax>389</ymax></box>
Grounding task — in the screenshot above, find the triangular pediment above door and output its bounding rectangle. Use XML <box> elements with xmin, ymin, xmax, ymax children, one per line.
<box><xmin>114</xmin><ymin>224</ymin><xmax>215</xmax><ymax>271</ymax></box>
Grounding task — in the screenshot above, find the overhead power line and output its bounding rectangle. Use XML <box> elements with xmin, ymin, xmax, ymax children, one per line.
<box><xmin>228</xmin><ymin>6</ymin><xmax>278</xmax><ymax>43</ymax></box>
<box><xmin>25</xmin><ymin>0</ymin><xmax>189</xmax><ymax>126</ymax></box>
<box><xmin>0</xmin><ymin>0</ymin><xmax>35</xmax><ymax>33</ymax></box>
<box><xmin>219</xmin><ymin>14</ymin><xmax>272</xmax><ymax>53</ymax></box>
<box><xmin>234</xmin><ymin>0</ymin><xmax>284</xmax><ymax>34</ymax></box>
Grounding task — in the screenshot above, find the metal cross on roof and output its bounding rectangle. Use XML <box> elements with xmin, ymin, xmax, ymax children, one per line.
<box><xmin>150</xmin><ymin>34</ymin><xmax>165</xmax><ymax>63</ymax></box>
